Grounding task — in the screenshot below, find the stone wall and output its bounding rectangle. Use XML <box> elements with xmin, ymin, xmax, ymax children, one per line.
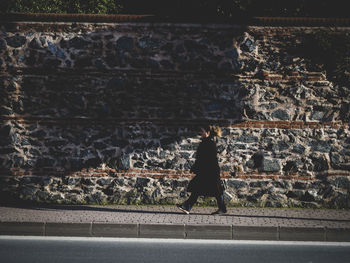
<box><xmin>0</xmin><ymin>21</ymin><xmax>349</xmax><ymax>208</ymax></box>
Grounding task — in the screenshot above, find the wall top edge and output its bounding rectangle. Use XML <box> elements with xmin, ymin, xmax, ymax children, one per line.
<box><xmin>1</xmin><ymin>13</ymin><xmax>350</xmax><ymax>27</ymax></box>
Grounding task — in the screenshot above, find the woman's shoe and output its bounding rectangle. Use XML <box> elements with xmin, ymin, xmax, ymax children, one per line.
<box><xmin>176</xmin><ymin>204</ymin><xmax>190</xmax><ymax>215</ymax></box>
<box><xmin>211</xmin><ymin>209</ymin><xmax>227</xmax><ymax>215</ymax></box>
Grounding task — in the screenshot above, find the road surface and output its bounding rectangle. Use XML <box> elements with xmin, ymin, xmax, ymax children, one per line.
<box><xmin>1</xmin><ymin>236</ymin><xmax>349</xmax><ymax>263</ymax></box>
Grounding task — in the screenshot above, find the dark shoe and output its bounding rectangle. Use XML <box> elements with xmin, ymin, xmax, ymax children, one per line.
<box><xmin>211</xmin><ymin>209</ymin><xmax>227</xmax><ymax>215</ymax></box>
<box><xmin>177</xmin><ymin>204</ymin><xmax>190</xmax><ymax>215</ymax></box>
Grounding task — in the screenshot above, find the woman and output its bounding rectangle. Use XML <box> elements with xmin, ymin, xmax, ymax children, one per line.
<box><xmin>177</xmin><ymin>125</ymin><xmax>227</xmax><ymax>215</ymax></box>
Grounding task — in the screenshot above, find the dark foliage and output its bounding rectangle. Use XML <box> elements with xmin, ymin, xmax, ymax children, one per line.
<box><xmin>1</xmin><ymin>0</ymin><xmax>348</xmax><ymax>18</ymax></box>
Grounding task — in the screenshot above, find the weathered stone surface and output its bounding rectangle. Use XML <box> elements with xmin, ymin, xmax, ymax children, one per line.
<box><xmin>0</xmin><ymin>38</ymin><xmax>6</xmax><ymax>52</ymax></box>
<box><xmin>310</xmin><ymin>154</ymin><xmax>329</xmax><ymax>172</ymax></box>
<box><xmin>330</xmin><ymin>152</ymin><xmax>342</xmax><ymax>169</ymax></box>
<box><xmin>116</xmin><ymin>36</ymin><xmax>134</xmax><ymax>51</ymax></box>
<box><xmin>310</xmin><ymin>141</ymin><xmax>331</xmax><ymax>153</ymax></box>
<box><xmin>261</xmin><ymin>159</ymin><xmax>281</xmax><ymax>173</ymax></box>
<box><xmin>81</xmin><ymin>178</ymin><xmax>95</xmax><ymax>186</ymax></box>
<box><xmin>237</xmin><ymin>134</ymin><xmax>259</xmax><ymax>143</ymax></box>
<box><xmin>272</xmin><ymin>181</ymin><xmax>291</xmax><ymax>189</ymax></box>
<box><xmin>68</xmin><ymin>37</ymin><xmax>90</xmax><ymax>49</ymax></box>
<box><xmin>286</xmin><ymin>190</ymin><xmax>304</xmax><ymax>199</ymax></box>
<box><xmin>63</xmin><ymin>177</ymin><xmax>80</xmax><ymax>186</ymax></box>
<box><xmin>138</xmin><ymin>37</ymin><xmax>163</xmax><ymax>50</ymax></box>
<box><xmin>241</xmin><ymin>37</ymin><xmax>256</xmax><ymax>52</ymax></box>
<box><xmin>20</xmin><ymin>185</ymin><xmax>38</xmax><ymax>197</ymax></box>
<box><xmin>330</xmin><ymin>178</ymin><xmax>350</xmax><ymax>190</ymax></box>
<box><xmin>5</xmin><ymin>174</ymin><xmax>348</xmax><ymax>207</ymax></box>
<box><xmin>0</xmin><ymin>23</ymin><xmax>349</xmax><ymax>208</ymax></box>
<box><xmin>36</xmin><ymin>158</ymin><xmax>55</xmax><ymax>168</ymax></box>
<box><xmin>227</xmin><ymin>180</ymin><xmax>248</xmax><ymax>189</ymax></box>
<box><xmin>5</xmin><ymin>35</ymin><xmax>26</xmax><ymax>48</ymax></box>
<box><xmin>340</xmin><ymin>102</ymin><xmax>350</xmax><ymax>122</ymax></box>
<box><xmin>136</xmin><ymin>178</ymin><xmax>150</xmax><ymax>188</ymax></box>
<box><xmin>293</xmin><ymin>182</ymin><xmax>308</xmax><ymax>190</ymax></box>
<box><xmin>249</xmin><ymin>181</ymin><xmax>269</xmax><ymax>188</ymax></box>
<box><xmin>292</xmin><ymin>144</ymin><xmax>306</xmax><ymax>154</ymax></box>
<box><xmin>29</xmin><ymin>38</ymin><xmax>42</xmax><ymax>49</ymax></box>
<box><xmin>310</xmin><ymin>111</ymin><xmax>325</xmax><ymax>120</ymax></box>
<box><xmin>283</xmin><ymin>161</ymin><xmax>299</xmax><ymax>172</ymax></box>
<box><xmin>271</xmin><ymin>109</ymin><xmax>290</xmax><ymax>120</ymax></box>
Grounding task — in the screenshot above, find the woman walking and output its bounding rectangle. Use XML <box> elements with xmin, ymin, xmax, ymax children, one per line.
<box><xmin>177</xmin><ymin>125</ymin><xmax>227</xmax><ymax>215</ymax></box>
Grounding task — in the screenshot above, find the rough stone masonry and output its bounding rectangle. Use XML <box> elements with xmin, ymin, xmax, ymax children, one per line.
<box><xmin>0</xmin><ymin>21</ymin><xmax>349</xmax><ymax>208</ymax></box>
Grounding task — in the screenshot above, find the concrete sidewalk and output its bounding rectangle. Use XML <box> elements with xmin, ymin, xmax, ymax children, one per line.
<box><xmin>1</xmin><ymin>204</ymin><xmax>350</xmax><ymax>241</ymax></box>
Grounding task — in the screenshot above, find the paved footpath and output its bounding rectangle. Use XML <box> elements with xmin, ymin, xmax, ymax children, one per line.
<box><xmin>1</xmin><ymin>204</ymin><xmax>350</xmax><ymax>241</ymax></box>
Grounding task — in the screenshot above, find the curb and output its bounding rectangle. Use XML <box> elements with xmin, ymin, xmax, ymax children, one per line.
<box><xmin>1</xmin><ymin>222</ymin><xmax>349</xmax><ymax>242</ymax></box>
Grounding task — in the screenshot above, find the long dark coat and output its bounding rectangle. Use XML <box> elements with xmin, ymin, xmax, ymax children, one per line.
<box><xmin>187</xmin><ymin>137</ymin><xmax>224</xmax><ymax>197</ymax></box>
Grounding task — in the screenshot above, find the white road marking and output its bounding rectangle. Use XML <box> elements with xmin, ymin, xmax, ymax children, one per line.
<box><xmin>1</xmin><ymin>235</ymin><xmax>350</xmax><ymax>247</ymax></box>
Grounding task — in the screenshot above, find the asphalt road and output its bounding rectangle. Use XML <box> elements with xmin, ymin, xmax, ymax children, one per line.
<box><xmin>1</xmin><ymin>236</ymin><xmax>350</xmax><ymax>263</ymax></box>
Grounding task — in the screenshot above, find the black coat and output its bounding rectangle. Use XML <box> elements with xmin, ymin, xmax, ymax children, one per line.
<box><xmin>187</xmin><ymin>137</ymin><xmax>224</xmax><ymax>197</ymax></box>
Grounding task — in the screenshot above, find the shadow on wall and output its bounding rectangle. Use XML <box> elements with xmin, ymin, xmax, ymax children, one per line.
<box><xmin>1</xmin><ymin>22</ymin><xmax>350</xmax><ymax>208</ymax></box>
<box><xmin>0</xmin><ymin>22</ymin><xmax>250</xmax><ymax>191</ymax></box>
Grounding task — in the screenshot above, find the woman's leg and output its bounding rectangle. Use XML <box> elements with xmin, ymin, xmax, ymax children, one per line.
<box><xmin>177</xmin><ymin>192</ymin><xmax>199</xmax><ymax>214</ymax></box>
<box><xmin>183</xmin><ymin>192</ymin><xmax>199</xmax><ymax>211</ymax></box>
<box><xmin>215</xmin><ymin>194</ymin><xmax>227</xmax><ymax>212</ymax></box>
